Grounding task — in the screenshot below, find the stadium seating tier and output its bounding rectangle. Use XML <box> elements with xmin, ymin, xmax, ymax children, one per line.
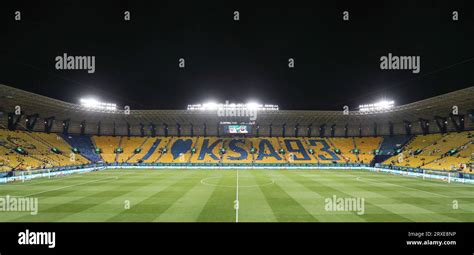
<box><xmin>0</xmin><ymin>129</ymin><xmax>472</xmax><ymax>173</ymax></box>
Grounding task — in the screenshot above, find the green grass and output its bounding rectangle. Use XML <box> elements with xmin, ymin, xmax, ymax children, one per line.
<box><xmin>0</xmin><ymin>169</ymin><xmax>473</xmax><ymax>222</ymax></box>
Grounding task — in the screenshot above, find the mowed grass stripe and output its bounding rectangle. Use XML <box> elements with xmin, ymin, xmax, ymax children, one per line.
<box><xmin>106</xmin><ymin>170</ymin><xmax>200</xmax><ymax>222</ymax></box>
<box><xmin>363</xmin><ymin>170</ymin><xmax>474</xmax><ymax>200</ymax></box>
<box><xmin>307</xmin><ymin>170</ymin><xmax>450</xmax><ymax>222</ymax></box>
<box><xmin>197</xmin><ymin>173</ymin><xmax>236</xmax><ymax>222</ymax></box>
<box><xmin>304</xmin><ymin>170</ymin><xmax>468</xmax><ymax>222</ymax></box>
<box><xmin>58</xmin><ymin>170</ymin><xmax>184</xmax><ymax>222</ymax></box>
<box><xmin>14</xmin><ymin>171</ymin><xmax>139</xmax><ymax>208</ymax></box>
<box><xmin>332</xmin><ymin>171</ymin><xmax>472</xmax><ymax>222</ymax></box>
<box><xmin>1</xmin><ymin>168</ymin><xmax>473</xmax><ymax>222</ymax></box>
<box><xmin>10</xmin><ymin>171</ymin><xmax>162</xmax><ymax>222</ymax></box>
<box><xmin>0</xmin><ymin>175</ymin><xmax>106</xmax><ymax>221</ymax></box>
<box><xmin>352</xmin><ymin>170</ymin><xmax>474</xmax><ymax>197</ymax></box>
<box><xmin>328</xmin><ymin>171</ymin><xmax>470</xmax><ymax>221</ymax></box>
<box><xmin>2</xmin><ymin>171</ymin><xmax>141</xmax><ymax>198</ymax></box>
<box><xmin>281</xmin><ymin>170</ymin><xmax>377</xmax><ymax>221</ymax></box>
<box><xmin>0</xmin><ymin>174</ymin><xmax>107</xmax><ymax>197</ymax></box>
<box><xmin>237</xmin><ymin>170</ymin><xmax>277</xmax><ymax>222</ymax></box>
<box><xmin>255</xmin><ymin>171</ymin><xmax>317</xmax><ymax>222</ymax></box>
<box><xmin>275</xmin><ymin>170</ymin><xmax>367</xmax><ymax>222</ymax></box>
<box><xmin>153</xmin><ymin>170</ymin><xmax>218</xmax><ymax>222</ymax></box>
<box><xmin>4</xmin><ymin>176</ymin><xmax>125</xmax><ymax>222</ymax></box>
<box><xmin>290</xmin><ymin>170</ymin><xmax>412</xmax><ymax>222</ymax></box>
<box><xmin>0</xmin><ymin>174</ymin><xmax>88</xmax><ymax>189</ymax></box>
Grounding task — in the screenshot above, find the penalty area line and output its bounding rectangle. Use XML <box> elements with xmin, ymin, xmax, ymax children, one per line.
<box><xmin>342</xmin><ymin>172</ymin><xmax>451</xmax><ymax>198</ymax></box>
<box><xmin>21</xmin><ymin>176</ymin><xmax>119</xmax><ymax>198</ymax></box>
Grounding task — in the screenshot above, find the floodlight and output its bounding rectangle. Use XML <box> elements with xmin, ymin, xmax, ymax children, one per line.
<box><xmin>246</xmin><ymin>102</ymin><xmax>260</xmax><ymax>110</ymax></box>
<box><xmin>80</xmin><ymin>97</ymin><xmax>117</xmax><ymax>111</ymax></box>
<box><xmin>359</xmin><ymin>100</ymin><xmax>394</xmax><ymax>112</ymax></box>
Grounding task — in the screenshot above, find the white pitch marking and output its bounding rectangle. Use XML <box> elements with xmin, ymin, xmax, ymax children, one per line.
<box><xmin>235</xmin><ymin>169</ymin><xmax>239</xmax><ymax>223</ymax></box>
<box><xmin>5</xmin><ymin>174</ymin><xmax>85</xmax><ymax>187</ymax></box>
<box><xmin>200</xmin><ymin>176</ymin><xmax>274</xmax><ymax>188</ymax></box>
<box><xmin>338</xmin><ymin>172</ymin><xmax>450</xmax><ymax>198</ymax></box>
<box><xmin>21</xmin><ymin>176</ymin><xmax>119</xmax><ymax>197</ymax></box>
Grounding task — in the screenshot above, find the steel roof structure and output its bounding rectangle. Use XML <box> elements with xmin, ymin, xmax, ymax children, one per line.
<box><xmin>1</xmin><ymin>84</ymin><xmax>473</xmax><ymax>136</ymax></box>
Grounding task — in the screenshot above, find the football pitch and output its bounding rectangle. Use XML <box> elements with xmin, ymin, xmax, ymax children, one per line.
<box><xmin>0</xmin><ymin>169</ymin><xmax>473</xmax><ymax>222</ymax></box>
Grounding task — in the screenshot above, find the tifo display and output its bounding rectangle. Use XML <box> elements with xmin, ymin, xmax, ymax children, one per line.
<box><xmin>1</xmin><ymin>129</ymin><xmax>472</xmax><ymax>173</ymax></box>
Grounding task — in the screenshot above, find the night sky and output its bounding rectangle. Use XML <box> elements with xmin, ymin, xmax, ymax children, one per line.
<box><xmin>1</xmin><ymin>1</ymin><xmax>473</xmax><ymax>110</ymax></box>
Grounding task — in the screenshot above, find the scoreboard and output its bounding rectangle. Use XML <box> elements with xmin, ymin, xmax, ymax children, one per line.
<box><xmin>221</xmin><ymin>124</ymin><xmax>252</xmax><ymax>134</ymax></box>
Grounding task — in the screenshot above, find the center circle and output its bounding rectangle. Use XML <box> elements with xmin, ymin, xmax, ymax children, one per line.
<box><xmin>200</xmin><ymin>175</ymin><xmax>275</xmax><ymax>188</ymax></box>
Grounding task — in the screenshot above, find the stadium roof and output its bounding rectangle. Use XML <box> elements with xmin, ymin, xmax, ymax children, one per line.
<box><xmin>0</xmin><ymin>84</ymin><xmax>473</xmax><ymax>135</ymax></box>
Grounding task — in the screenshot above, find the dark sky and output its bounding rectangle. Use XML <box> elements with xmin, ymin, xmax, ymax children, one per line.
<box><xmin>1</xmin><ymin>1</ymin><xmax>473</xmax><ymax>110</ymax></box>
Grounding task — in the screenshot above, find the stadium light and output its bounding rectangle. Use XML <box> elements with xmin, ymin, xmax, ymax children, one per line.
<box><xmin>246</xmin><ymin>102</ymin><xmax>260</xmax><ymax>110</ymax></box>
<box><xmin>359</xmin><ymin>100</ymin><xmax>395</xmax><ymax>112</ymax></box>
<box><xmin>187</xmin><ymin>101</ymin><xmax>278</xmax><ymax>111</ymax></box>
<box><xmin>80</xmin><ymin>98</ymin><xmax>117</xmax><ymax>111</ymax></box>
<box><xmin>202</xmin><ymin>101</ymin><xmax>218</xmax><ymax>110</ymax></box>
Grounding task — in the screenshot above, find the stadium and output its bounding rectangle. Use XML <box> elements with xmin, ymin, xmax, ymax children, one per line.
<box><xmin>1</xmin><ymin>84</ymin><xmax>473</xmax><ymax>222</ymax></box>
<box><xmin>4</xmin><ymin>1</ymin><xmax>474</xmax><ymax>253</ymax></box>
